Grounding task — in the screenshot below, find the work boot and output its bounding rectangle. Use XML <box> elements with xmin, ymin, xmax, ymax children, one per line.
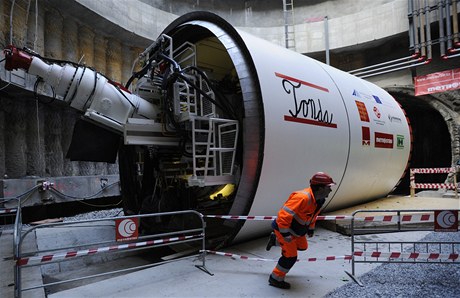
<box><xmin>268</xmin><ymin>275</ymin><xmax>291</xmax><ymax>289</ymax></box>
<box><xmin>265</xmin><ymin>232</ymin><xmax>276</xmax><ymax>251</ymax></box>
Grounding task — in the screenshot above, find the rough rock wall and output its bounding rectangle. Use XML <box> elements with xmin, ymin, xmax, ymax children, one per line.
<box><xmin>0</xmin><ymin>0</ymin><xmax>146</xmax><ymax>178</ymax></box>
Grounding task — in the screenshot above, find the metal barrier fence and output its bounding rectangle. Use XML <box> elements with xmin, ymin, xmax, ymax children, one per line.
<box><xmin>347</xmin><ymin>209</ymin><xmax>460</xmax><ymax>286</ymax></box>
<box><xmin>0</xmin><ymin>207</ymin><xmax>17</xmax><ymax>225</ymax></box>
<box><xmin>410</xmin><ymin>167</ymin><xmax>458</xmax><ymax>198</ymax></box>
<box><xmin>13</xmin><ymin>209</ymin><xmax>209</xmax><ymax>298</ymax></box>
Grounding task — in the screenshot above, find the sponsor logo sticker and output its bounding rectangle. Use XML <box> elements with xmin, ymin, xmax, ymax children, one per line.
<box><xmin>362</xmin><ymin>126</ymin><xmax>370</xmax><ymax>146</ymax></box>
<box><xmin>434</xmin><ymin>210</ymin><xmax>458</xmax><ymax>232</ymax></box>
<box><xmin>396</xmin><ymin>135</ymin><xmax>404</xmax><ymax>149</ymax></box>
<box><xmin>388</xmin><ymin>114</ymin><xmax>402</xmax><ymax>124</ymax></box>
<box><xmin>355</xmin><ymin>101</ymin><xmax>370</xmax><ymax>122</ymax></box>
<box><xmin>373</xmin><ymin>95</ymin><xmax>382</xmax><ymax>104</ymax></box>
<box><xmin>115</xmin><ymin>218</ymin><xmax>139</xmax><ymax>242</ymax></box>
<box><xmin>372</xmin><ymin>106</ymin><xmax>385</xmax><ymax>125</ymax></box>
<box><xmin>352</xmin><ymin>90</ymin><xmax>383</xmax><ymax>104</ymax></box>
<box><xmin>375</xmin><ymin>132</ymin><xmax>393</xmax><ymax>148</ymax></box>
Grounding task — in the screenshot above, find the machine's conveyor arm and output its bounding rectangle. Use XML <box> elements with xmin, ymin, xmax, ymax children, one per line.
<box><xmin>3</xmin><ymin>45</ymin><xmax>158</xmax><ymax>132</ymax></box>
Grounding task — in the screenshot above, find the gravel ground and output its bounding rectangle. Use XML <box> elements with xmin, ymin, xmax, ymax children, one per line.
<box><xmin>325</xmin><ymin>231</ymin><xmax>460</xmax><ymax>298</ymax></box>
<box><xmin>62</xmin><ymin>208</ymin><xmax>123</xmax><ymax>222</ymax></box>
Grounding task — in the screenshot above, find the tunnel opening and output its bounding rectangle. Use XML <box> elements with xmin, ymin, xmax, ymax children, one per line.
<box><xmin>391</xmin><ymin>93</ymin><xmax>452</xmax><ymax>195</ymax></box>
<box><xmin>119</xmin><ymin>12</ymin><xmax>265</xmax><ymax>249</ymax></box>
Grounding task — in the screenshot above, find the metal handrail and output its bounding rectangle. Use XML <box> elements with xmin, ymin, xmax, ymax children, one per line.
<box><xmin>347</xmin><ymin>209</ymin><xmax>460</xmax><ymax>286</ymax></box>
<box><xmin>14</xmin><ymin>210</ymin><xmax>209</xmax><ymax>298</ymax></box>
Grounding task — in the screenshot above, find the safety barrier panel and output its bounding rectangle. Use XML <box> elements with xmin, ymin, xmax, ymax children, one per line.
<box><xmin>410</xmin><ymin>167</ymin><xmax>458</xmax><ymax>198</ymax></box>
<box><xmin>13</xmin><ymin>210</ymin><xmax>209</xmax><ymax>298</ymax></box>
<box><xmin>0</xmin><ymin>196</ymin><xmax>18</xmax><ymax>226</ymax></box>
<box><xmin>347</xmin><ymin>209</ymin><xmax>460</xmax><ymax>286</ymax></box>
<box><xmin>0</xmin><ymin>207</ymin><xmax>17</xmax><ymax>226</ymax></box>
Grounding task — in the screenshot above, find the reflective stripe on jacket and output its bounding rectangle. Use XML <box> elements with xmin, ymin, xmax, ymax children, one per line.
<box><xmin>275</xmin><ymin>187</ymin><xmax>319</xmax><ymax>237</ymax></box>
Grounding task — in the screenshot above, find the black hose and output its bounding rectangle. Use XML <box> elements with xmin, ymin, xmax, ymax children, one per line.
<box><xmin>81</xmin><ymin>67</ymin><xmax>97</xmax><ymax>109</ymax></box>
<box><xmin>181</xmin><ymin>66</ymin><xmax>238</xmax><ymax>119</ymax></box>
<box><xmin>159</xmin><ymin>53</ymin><xmax>180</xmax><ymax>71</ymax></box>
<box><xmin>176</xmin><ymin>73</ymin><xmax>227</xmax><ymax>113</ymax></box>
<box><xmin>33</xmin><ymin>77</ymin><xmax>56</xmax><ymax>104</ymax></box>
<box><xmin>49</xmin><ymin>181</ymin><xmax>120</xmax><ymax>200</ymax></box>
<box><xmin>125</xmin><ymin>62</ymin><xmax>151</xmax><ymax>89</ymax></box>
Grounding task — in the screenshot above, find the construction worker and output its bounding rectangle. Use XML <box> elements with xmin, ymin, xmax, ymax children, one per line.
<box><xmin>266</xmin><ymin>172</ymin><xmax>336</xmax><ymax>289</ymax></box>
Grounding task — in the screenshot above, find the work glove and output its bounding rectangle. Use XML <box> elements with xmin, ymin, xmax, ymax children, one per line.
<box><xmin>307</xmin><ymin>229</ymin><xmax>315</xmax><ymax>237</ymax></box>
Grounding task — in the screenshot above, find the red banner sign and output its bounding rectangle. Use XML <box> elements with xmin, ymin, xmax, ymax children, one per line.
<box><xmin>414</xmin><ymin>68</ymin><xmax>460</xmax><ymax>96</ymax></box>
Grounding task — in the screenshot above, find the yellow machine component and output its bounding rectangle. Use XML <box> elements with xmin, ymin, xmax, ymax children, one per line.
<box><xmin>209</xmin><ymin>184</ymin><xmax>235</xmax><ymax>200</ymax></box>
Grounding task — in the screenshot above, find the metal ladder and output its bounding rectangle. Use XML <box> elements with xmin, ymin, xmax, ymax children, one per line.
<box><xmin>188</xmin><ymin>116</ymin><xmax>238</xmax><ymax>187</ymax></box>
<box><xmin>283</xmin><ymin>0</ymin><xmax>296</xmax><ymax>50</ymax></box>
<box><xmin>170</xmin><ymin>41</ymin><xmax>238</xmax><ymax>187</ymax></box>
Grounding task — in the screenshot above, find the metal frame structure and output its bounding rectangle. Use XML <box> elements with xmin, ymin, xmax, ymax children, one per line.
<box><xmin>409</xmin><ymin>167</ymin><xmax>458</xmax><ymax>198</ymax></box>
<box><xmin>13</xmin><ymin>209</ymin><xmax>209</xmax><ymax>298</ymax></box>
<box><xmin>347</xmin><ymin>209</ymin><xmax>460</xmax><ymax>286</ymax></box>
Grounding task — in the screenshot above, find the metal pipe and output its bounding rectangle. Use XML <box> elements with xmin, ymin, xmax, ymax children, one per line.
<box><xmin>425</xmin><ymin>0</ymin><xmax>433</xmax><ymax>60</ymax></box>
<box><xmin>409</xmin><ymin>0</ymin><xmax>416</xmax><ymax>51</ymax></box>
<box><xmin>444</xmin><ymin>51</ymin><xmax>460</xmax><ymax>57</ymax></box>
<box><xmin>414</xmin><ymin>0</ymin><xmax>421</xmax><ymax>55</ymax></box>
<box><xmin>353</xmin><ymin>57</ymin><xmax>425</xmax><ymax>77</ymax></box>
<box><xmin>445</xmin><ymin>0</ymin><xmax>453</xmax><ymax>50</ymax></box>
<box><xmin>348</xmin><ymin>0</ymin><xmax>426</xmax><ymax>76</ymax></box>
<box><xmin>448</xmin><ymin>46</ymin><xmax>460</xmax><ymax>52</ymax></box>
<box><xmin>419</xmin><ymin>0</ymin><xmax>427</xmax><ymax>58</ymax></box>
<box><xmin>348</xmin><ymin>55</ymin><xmax>418</xmax><ymax>74</ymax></box>
<box><xmin>324</xmin><ymin>16</ymin><xmax>330</xmax><ymax>65</ymax></box>
<box><xmin>358</xmin><ymin>59</ymin><xmax>430</xmax><ymax>79</ymax></box>
<box><xmin>451</xmin><ymin>0</ymin><xmax>459</xmax><ymax>46</ymax></box>
<box><xmin>10</xmin><ymin>0</ymin><xmax>16</xmax><ymax>45</ymax></box>
<box><xmin>439</xmin><ymin>0</ymin><xmax>447</xmax><ymax>58</ymax></box>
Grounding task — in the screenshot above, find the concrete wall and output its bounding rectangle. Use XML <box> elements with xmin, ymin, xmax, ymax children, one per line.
<box><xmin>0</xmin><ymin>0</ymin><xmax>143</xmax><ymax>178</ymax></box>
<box><xmin>76</xmin><ymin>0</ymin><xmax>408</xmax><ymax>52</ymax></box>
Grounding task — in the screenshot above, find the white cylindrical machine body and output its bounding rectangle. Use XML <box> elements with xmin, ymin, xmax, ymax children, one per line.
<box><xmin>236</xmin><ymin>30</ymin><xmax>410</xmax><ymax>240</ymax></box>
<box><xmin>160</xmin><ymin>12</ymin><xmax>411</xmax><ymax>242</ymax></box>
<box><xmin>243</xmin><ymin>29</ymin><xmax>410</xmax><ymax>212</ymax></box>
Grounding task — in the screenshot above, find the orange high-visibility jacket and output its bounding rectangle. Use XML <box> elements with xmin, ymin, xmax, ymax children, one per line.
<box><xmin>275</xmin><ymin>187</ymin><xmax>319</xmax><ymax>237</ymax></box>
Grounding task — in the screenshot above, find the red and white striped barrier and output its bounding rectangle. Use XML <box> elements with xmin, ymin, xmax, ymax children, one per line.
<box><xmin>358</xmin><ymin>213</ymin><xmax>433</xmax><ymax>223</ymax></box>
<box><xmin>414</xmin><ymin>183</ymin><xmax>457</xmax><ymax>190</ymax></box>
<box><xmin>205</xmin><ymin>214</ymin><xmax>436</xmax><ymax>223</ymax></box>
<box><xmin>205</xmin><ymin>215</ymin><xmax>277</xmax><ymax>221</ymax></box>
<box><xmin>410</xmin><ymin>167</ymin><xmax>458</xmax><ymax>196</ymax></box>
<box><xmin>353</xmin><ymin>250</ymin><xmax>459</xmax><ymax>261</ymax></box>
<box><xmin>410</xmin><ymin>167</ymin><xmax>455</xmax><ymax>174</ymax></box>
<box><xmin>0</xmin><ymin>208</ymin><xmax>17</xmax><ymax>215</ymax></box>
<box><xmin>203</xmin><ymin>250</ymin><xmax>460</xmax><ymax>262</ymax></box>
<box><xmin>202</xmin><ymin>250</ymin><xmax>352</xmax><ymax>262</ymax></box>
<box><xmin>16</xmin><ymin>234</ymin><xmax>202</xmax><ymax>266</ymax></box>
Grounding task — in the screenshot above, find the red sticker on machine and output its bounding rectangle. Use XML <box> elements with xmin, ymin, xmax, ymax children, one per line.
<box><xmin>362</xmin><ymin>126</ymin><xmax>370</xmax><ymax>146</ymax></box>
<box><xmin>355</xmin><ymin>101</ymin><xmax>370</xmax><ymax>122</ymax></box>
<box><xmin>374</xmin><ymin>132</ymin><xmax>393</xmax><ymax>148</ymax></box>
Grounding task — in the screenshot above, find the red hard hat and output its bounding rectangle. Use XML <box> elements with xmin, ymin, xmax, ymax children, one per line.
<box><xmin>309</xmin><ymin>172</ymin><xmax>336</xmax><ymax>186</ymax></box>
